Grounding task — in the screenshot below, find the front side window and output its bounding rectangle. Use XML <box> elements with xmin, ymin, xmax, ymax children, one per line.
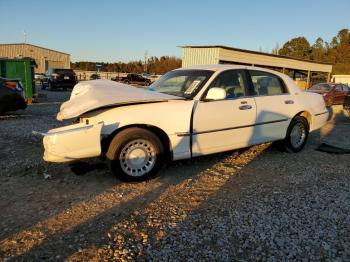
<box><xmin>249</xmin><ymin>70</ymin><xmax>287</xmax><ymax>96</ymax></box>
<box><xmin>147</xmin><ymin>70</ymin><xmax>214</xmax><ymax>98</ymax></box>
<box><xmin>206</xmin><ymin>70</ymin><xmax>247</xmax><ymax>99</ymax></box>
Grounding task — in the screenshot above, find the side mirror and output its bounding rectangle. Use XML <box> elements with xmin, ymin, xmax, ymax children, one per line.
<box><xmin>205</xmin><ymin>87</ymin><xmax>226</xmax><ymax>100</ymax></box>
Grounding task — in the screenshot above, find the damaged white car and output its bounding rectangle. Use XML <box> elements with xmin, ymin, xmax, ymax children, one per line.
<box><xmin>39</xmin><ymin>65</ymin><xmax>329</xmax><ymax>181</ymax></box>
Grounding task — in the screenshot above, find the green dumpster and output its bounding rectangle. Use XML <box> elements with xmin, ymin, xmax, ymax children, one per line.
<box><xmin>0</xmin><ymin>58</ymin><xmax>36</xmax><ymax>103</ymax></box>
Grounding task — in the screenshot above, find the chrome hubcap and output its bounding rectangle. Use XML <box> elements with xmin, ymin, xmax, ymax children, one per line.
<box><xmin>290</xmin><ymin>123</ymin><xmax>306</xmax><ymax>148</ymax></box>
<box><xmin>120</xmin><ymin>139</ymin><xmax>156</xmax><ymax>177</ymax></box>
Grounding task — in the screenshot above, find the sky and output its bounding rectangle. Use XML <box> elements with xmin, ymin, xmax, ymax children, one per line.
<box><xmin>1</xmin><ymin>0</ymin><xmax>349</xmax><ymax>62</ymax></box>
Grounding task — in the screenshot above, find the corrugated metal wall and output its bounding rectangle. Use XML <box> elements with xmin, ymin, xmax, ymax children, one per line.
<box><xmin>181</xmin><ymin>46</ymin><xmax>332</xmax><ymax>73</ymax></box>
<box><xmin>219</xmin><ymin>48</ymin><xmax>332</xmax><ymax>72</ymax></box>
<box><xmin>182</xmin><ymin>48</ymin><xmax>219</xmax><ymax>67</ymax></box>
<box><xmin>0</xmin><ymin>44</ymin><xmax>70</xmax><ymax>73</ymax></box>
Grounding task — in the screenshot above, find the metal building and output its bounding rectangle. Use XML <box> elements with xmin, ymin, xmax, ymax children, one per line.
<box><xmin>181</xmin><ymin>45</ymin><xmax>333</xmax><ymax>89</ymax></box>
<box><xmin>0</xmin><ymin>43</ymin><xmax>70</xmax><ymax>73</ymax></box>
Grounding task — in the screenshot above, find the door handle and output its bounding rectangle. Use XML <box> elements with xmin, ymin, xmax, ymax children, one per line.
<box><xmin>285</xmin><ymin>100</ymin><xmax>294</xmax><ymax>104</ymax></box>
<box><xmin>239</xmin><ymin>105</ymin><xmax>252</xmax><ymax>110</ymax></box>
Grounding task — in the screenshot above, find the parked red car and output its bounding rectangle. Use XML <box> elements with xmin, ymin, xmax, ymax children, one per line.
<box><xmin>308</xmin><ymin>83</ymin><xmax>350</xmax><ymax>106</ymax></box>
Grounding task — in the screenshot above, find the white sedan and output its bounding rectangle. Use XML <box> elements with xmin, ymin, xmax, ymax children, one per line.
<box><xmin>40</xmin><ymin>65</ymin><xmax>329</xmax><ymax>181</ymax></box>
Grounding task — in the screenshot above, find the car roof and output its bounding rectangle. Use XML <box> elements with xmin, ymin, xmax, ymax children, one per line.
<box><xmin>177</xmin><ymin>64</ymin><xmax>291</xmax><ymax>78</ymax></box>
<box><xmin>314</xmin><ymin>83</ymin><xmax>341</xmax><ymax>86</ymax></box>
<box><xmin>179</xmin><ymin>64</ymin><xmax>246</xmax><ymax>71</ymax></box>
<box><xmin>177</xmin><ymin>64</ymin><xmax>284</xmax><ymax>74</ymax></box>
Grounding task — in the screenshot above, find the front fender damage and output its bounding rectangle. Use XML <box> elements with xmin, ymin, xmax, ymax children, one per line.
<box><xmin>37</xmin><ymin>122</ymin><xmax>104</xmax><ymax>163</ymax></box>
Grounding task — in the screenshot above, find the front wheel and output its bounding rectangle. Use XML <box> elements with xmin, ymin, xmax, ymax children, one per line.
<box><xmin>106</xmin><ymin>127</ymin><xmax>164</xmax><ymax>181</ymax></box>
<box><xmin>283</xmin><ymin>116</ymin><xmax>309</xmax><ymax>152</ymax></box>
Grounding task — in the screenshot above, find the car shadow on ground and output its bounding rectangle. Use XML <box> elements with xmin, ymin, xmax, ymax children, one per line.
<box><xmin>1</xmin><ymin>147</ymin><xmax>240</xmax><ymax>260</ymax></box>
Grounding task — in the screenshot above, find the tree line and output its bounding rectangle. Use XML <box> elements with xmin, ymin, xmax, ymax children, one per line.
<box><xmin>71</xmin><ymin>56</ymin><xmax>182</xmax><ymax>75</ymax></box>
<box><xmin>277</xmin><ymin>28</ymin><xmax>350</xmax><ymax>74</ymax></box>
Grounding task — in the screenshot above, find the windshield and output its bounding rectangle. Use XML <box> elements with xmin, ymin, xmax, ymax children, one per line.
<box><xmin>147</xmin><ymin>69</ymin><xmax>214</xmax><ymax>98</ymax></box>
<box><xmin>309</xmin><ymin>83</ymin><xmax>333</xmax><ymax>92</ymax></box>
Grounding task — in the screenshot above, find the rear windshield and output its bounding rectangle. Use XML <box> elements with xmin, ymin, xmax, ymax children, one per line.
<box><xmin>309</xmin><ymin>83</ymin><xmax>333</xmax><ymax>91</ymax></box>
<box><xmin>54</xmin><ymin>69</ymin><xmax>75</xmax><ymax>75</ymax></box>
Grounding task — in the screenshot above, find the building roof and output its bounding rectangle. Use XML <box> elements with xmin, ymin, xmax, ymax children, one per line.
<box><xmin>180</xmin><ymin>45</ymin><xmax>332</xmax><ymax>66</ymax></box>
<box><xmin>0</xmin><ymin>43</ymin><xmax>70</xmax><ymax>56</ymax></box>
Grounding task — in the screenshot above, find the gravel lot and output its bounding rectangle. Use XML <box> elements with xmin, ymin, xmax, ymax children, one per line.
<box><xmin>0</xmin><ymin>88</ymin><xmax>349</xmax><ymax>261</ymax></box>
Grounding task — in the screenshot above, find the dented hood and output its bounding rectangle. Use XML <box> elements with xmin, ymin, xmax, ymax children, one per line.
<box><xmin>57</xmin><ymin>80</ymin><xmax>182</xmax><ymax>120</ymax></box>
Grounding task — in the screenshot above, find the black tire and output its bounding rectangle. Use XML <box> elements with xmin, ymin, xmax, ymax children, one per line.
<box><xmin>283</xmin><ymin>116</ymin><xmax>309</xmax><ymax>152</ymax></box>
<box><xmin>106</xmin><ymin>127</ymin><xmax>164</xmax><ymax>181</ymax></box>
<box><xmin>124</xmin><ymin>80</ymin><xmax>130</xmax><ymax>85</ymax></box>
<box><xmin>144</xmin><ymin>80</ymin><xmax>151</xmax><ymax>86</ymax></box>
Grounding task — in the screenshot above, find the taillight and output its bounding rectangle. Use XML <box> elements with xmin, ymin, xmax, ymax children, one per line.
<box><xmin>4</xmin><ymin>81</ymin><xmax>17</xmax><ymax>89</ymax></box>
<box><xmin>52</xmin><ymin>73</ymin><xmax>59</xmax><ymax>78</ymax></box>
<box><xmin>4</xmin><ymin>81</ymin><xmax>22</xmax><ymax>91</ymax></box>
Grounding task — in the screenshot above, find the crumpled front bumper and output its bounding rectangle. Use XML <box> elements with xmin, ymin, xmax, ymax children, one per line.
<box><xmin>35</xmin><ymin>122</ymin><xmax>104</xmax><ymax>163</ymax></box>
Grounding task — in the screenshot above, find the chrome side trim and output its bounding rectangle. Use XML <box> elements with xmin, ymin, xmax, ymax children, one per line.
<box><xmin>176</xmin><ymin>118</ymin><xmax>289</xmax><ymax>137</ymax></box>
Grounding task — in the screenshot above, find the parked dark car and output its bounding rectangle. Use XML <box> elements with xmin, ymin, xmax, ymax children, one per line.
<box><xmin>308</xmin><ymin>83</ymin><xmax>349</xmax><ymax>106</ymax></box>
<box><xmin>0</xmin><ymin>77</ymin><xmax>27</xmax><ymax>113</ymax></box>
<box><xmin>120</xmin><ymin>73</ymin><xmax>151</xmax><ymax>86</ymax></box>
<box><xmin>89</xmin><ymin>73</ymin><xmax>101</xmax><ymax>80</ymax></box>
<box><xmin>42</xmin><ymin>68</ymin><xmax>77</xmax><ymax>90</ymax></box>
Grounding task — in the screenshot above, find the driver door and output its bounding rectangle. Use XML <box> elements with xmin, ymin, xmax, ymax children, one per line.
<box><xmin>192</xmin><ymin>70</ymin><xmax>257</xmax><ymax>156</ymax></box>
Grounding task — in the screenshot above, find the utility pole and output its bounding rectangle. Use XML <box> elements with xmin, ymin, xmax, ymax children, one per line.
<box><xmin>144</xmin><ymin>50</ymin><xmax>148</xmax><ymax>73</ymax></box>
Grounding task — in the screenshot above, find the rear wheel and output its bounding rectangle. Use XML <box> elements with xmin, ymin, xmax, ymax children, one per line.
<box><xmin>124</xmin><ymin>80</ymin><xmax>130</xmax><ymax>85</ymax></box>
<box><xmin>106</xmin><ymin>127</ymin><xmax>164</xmax><ymax>181</ymax></box>
<box><xmin>283</xmin><ymin>116</ymin><xmax>309</xmax><ymax>152</ymax></box>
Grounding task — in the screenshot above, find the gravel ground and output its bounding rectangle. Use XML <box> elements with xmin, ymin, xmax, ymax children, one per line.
<box><xmin>0</xmin><ymin>88</ymin><xmax>349</xmax><ymax>261</ymax></box>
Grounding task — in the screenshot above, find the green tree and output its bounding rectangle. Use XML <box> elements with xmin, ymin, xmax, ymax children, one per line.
<box><xmin>311</xmin><ymin>37</ymin><xmax>326</xmax><ymax>62</ymax></box>
<box><xmin>279</xmin><ymin>37</ymin><xmax>311</xmax><ymax>59</ymax></box>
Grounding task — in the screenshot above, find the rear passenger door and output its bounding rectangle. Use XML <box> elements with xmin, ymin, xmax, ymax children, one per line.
<box><xmin>247</xmin><ymin>70</ymin><xmax>298</xmax><ymax>144</ymax></box>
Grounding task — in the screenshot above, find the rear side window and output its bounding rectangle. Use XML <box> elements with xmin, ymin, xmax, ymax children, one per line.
<box><xmin>249</xmin><ymin>70</ymin><xmax>287</xmax><ymax>96</ymax></box>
